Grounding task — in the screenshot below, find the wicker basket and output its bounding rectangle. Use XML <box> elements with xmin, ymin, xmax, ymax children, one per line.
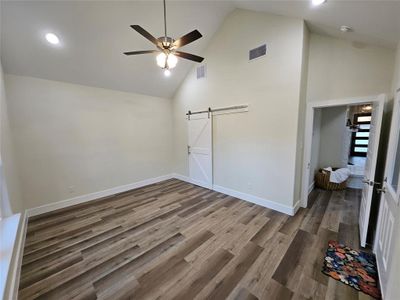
<box><xmin>315</xmin><ymin>168</ymin><xmax>347</xmax><ymax>191</ymax></box>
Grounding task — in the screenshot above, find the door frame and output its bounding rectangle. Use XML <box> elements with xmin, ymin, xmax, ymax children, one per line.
<box><xmin>301</xmin><ymin>94</ymin><xmax>386</xmax><ymax>208</ymax></box>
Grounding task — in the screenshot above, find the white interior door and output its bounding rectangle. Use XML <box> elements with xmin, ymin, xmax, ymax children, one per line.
<box><xmin>359</xmin><ymin>95</ymin><xmax>385</xmax><ymax>247</ymax></box>
<box><xmin>375</xmin><ymin>92</ymin><xmax>400</xmax><ymax>298</ymax></box>
<box><xmin>188</xmin><ymin>113</ymin><xmax>213</xmax><ymax>189</ymax></box>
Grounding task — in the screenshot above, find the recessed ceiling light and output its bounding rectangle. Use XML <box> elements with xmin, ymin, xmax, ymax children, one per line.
<box><xmin>45</xmin><ymin>33</ymin><xmax>60</xmax><ymax>45</ymax></box>
<box><xmin>340</xmin><ymin>25</ymin><xmax>353</xmax><ymax>33</ymax></box>
<box><xmin>312</xmin><ymin>0</ymin><xmax>327</xmax><ymax>6</ymax></box>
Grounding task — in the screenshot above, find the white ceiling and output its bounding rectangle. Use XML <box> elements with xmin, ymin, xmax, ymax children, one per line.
<box><xmin>1</xmin><ymin>1</ymin><xmax>400</xmax><ymax>98</ymax></box>
<box><xmin>1</xmin><ymin>1</ymin><xmax>234</xmax><ymax>98</ymax></box>
<box><xmin>236</xmin><ymin>0</ymin><xmax>400</xmax><ymax>49</ymax></box>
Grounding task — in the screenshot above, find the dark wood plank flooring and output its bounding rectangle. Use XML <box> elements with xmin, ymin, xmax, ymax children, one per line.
<box><xmin>18</xmin><ymin>179</ymin><xmax>373</xmax><ymax>300</ymax></box>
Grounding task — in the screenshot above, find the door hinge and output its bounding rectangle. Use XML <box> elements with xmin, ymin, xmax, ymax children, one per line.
<box><xmin>187</xmin><ymin>145</ymin><xmax>191</xmax><ymax>155</ymax></box>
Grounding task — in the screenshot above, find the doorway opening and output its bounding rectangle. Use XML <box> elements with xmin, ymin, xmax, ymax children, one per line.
<box><xmin>308</xmin><ymin>103</ymin><xmax>374</xmax><ymax>191</ymax></box>
<box><xmin>347</xmin><ymin>105</ymin><xmax>373</xmax><ymax>188</ymax></box>
<box><xmin>302</xmin><ymin>95</ymin><xmax>386</xmax><ymax>248</ymax></box>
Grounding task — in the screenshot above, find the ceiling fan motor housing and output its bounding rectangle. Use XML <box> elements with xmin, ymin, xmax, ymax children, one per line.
<box><xmin>158</xmin><ymin>36</ymin><xmax>175</xmax><ymax>49</ymax></box>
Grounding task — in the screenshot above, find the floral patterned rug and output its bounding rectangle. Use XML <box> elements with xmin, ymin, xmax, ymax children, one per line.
<box><xmin>322</xmin><ymin>240</ymin><xmax>381</xmax><ymax>299</ymax></box>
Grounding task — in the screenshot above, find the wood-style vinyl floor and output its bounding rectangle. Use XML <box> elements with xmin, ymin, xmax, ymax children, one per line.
<box><xmin>19</xmin><ymin>179</ymin><xmax>374</xmax><ymax>300</ymax></box>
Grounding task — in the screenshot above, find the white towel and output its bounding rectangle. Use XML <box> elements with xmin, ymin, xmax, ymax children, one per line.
<box><xmin>323</xmin><ymin>167</ymin><xmax>351</xmax><ymax>184</ymax></box>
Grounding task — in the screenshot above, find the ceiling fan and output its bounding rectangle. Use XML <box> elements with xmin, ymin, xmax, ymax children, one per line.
<box><xmin>124</xmin><ymin>0</ymin><xmax>204</xmax><ymax>76</ymax></box>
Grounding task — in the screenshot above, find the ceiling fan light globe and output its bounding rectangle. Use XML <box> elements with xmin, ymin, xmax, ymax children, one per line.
<box><xmin>156</xmin><ymin>52</ymin><xmax>167</xmax><ymax>68</ymax></box>
<box><xmin>167</xmin><ymin>54</ymin><xmax>178</xmax><ymax>69</ymax></box>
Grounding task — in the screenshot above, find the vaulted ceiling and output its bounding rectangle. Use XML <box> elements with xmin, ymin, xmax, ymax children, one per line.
<box><xmin>1</xmin><ymin>1</ymin><xmax>234</xmax><ymax>98</ymax></box>
<box><xmin>236</xmin><ymin>0</ymin><xmax>400</xmax><ymax>49</ymax></box>
<box><xmin>2</xmin><ymin>1</ymin><xmax>400</xmax><ymax>98</ymax></box>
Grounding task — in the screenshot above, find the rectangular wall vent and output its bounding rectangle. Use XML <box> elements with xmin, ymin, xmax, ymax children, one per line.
<box><xmin>196</xmin><ymin>64</ymin><xmax>206</xmax><ymax>79</ymax></box>
<box><xmin>249</xmin><ymin>44</ymin><xmax>267</xmax><ymax>61</ymax></box>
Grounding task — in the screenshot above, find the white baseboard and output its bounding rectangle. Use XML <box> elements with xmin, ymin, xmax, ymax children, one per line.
<box><xmin>308</xmin><ymin>181</ymin><xmax>315</xmax><ymax>195</ymax></box>
<box><xmin>172</xmin><ymin>173</ymin><xmax>298</xmax><ymax>216</ymax></box>
<box><xmin>26</xmin><ymin>171</ymin><xmax>300</xmax><ymax>220</ymax></box>
<box><xmin>26</xmin><ymin>174</ymin><xmax>173</xmax><ymax>217</ymax></box>
<box><xmin>213</xmin><ymin>184</ymin><xmax>298</xmax><ymax>216</ymax></box>
<box><xmin>293</xmin><ymin>200</ymin><xmax>301</xmax><ymax>215</ymax></box>
<box><xmin>172</xmin><ymin>173</ymin><xmax>191</xmax><ymax>183</ymax></box>
<box><xmin>171</xmin><ymin>173</ymin><xmax>212</xmax><ymax>190</ymax></box>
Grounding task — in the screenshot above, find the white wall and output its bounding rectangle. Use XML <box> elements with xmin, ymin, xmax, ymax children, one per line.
<box><xmin>318</xmin><ymin>106</ymin><xmax>348</xmax><ymax>169</ymax></box>
<box><xmin>4</xmin><ymin>75</ymin><xmax>173</xmax><ymax>209</ymax></box>
<box><xmin>307</xmin><ymin>34</ymin><xmax>395</xmax><ymax>103</ymax></box>
<box><xmin>172</xmin><ymin>9</ymin><xmax>306</xmax><ymax>208</ymax></box>
<box><xmin>0</xmin><ymin>63</ymin><xmax>22</xmax><ymax>215</ymax></box>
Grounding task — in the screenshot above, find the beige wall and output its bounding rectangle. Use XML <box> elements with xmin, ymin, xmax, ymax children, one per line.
<box><xmin>4</xmin><ymin>75</ymin><xmax>173</xmax><ymax>209</ymax></box>
<box><xmin>0</xmin><ymin>63</ymin><xmax>22</xmax><ymax>215</ymax></box>
<box><xmin>172</xmin><ymin>9</ymin><xmax>306</xmax><ymax>208</ymax></box>
<box><xmin>317</xmin><ymin>106</ymin><xmax>348</xmax><ymax>169</ymax></box>
<box><xmin>307</xmin><ymin>34</ymin><xmax>395</xmax><ymax>102</ymax></box>
<box><xmin>391</xmin><ymin>43</ymin><xmax>400</xmax><ymax>95</ymax></box>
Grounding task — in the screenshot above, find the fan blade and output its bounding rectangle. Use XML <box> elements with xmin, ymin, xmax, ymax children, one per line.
<box><xmin>175</xmin><ymin>51</ymin><xmax>204</xmax><ymax>63</ymax></box>
<box><xmin>130</xmin><ymin>25</ymin><xmax>162</xmax><ymax>48</ymax></box>
<box><xmin>124</xmin><ymin>50</ymin><xmax>158</xmax><ymax>55</ymax></box>
<box><xmin>172</xmin><ymin>30</ymin><xmax>202</xmax><ymax>49</ymax></box>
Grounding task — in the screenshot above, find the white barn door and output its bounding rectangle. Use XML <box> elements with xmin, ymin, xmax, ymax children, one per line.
<box><xmin>375</xmin><ymin>92</ymin><xmax>400</xmax><ymax>298</ymax></box>
<box><xmin>359</xmin><ymin>95</ymin><xmax>385</xmax><ymax>247</ymax></box>
<box><xmin>188</xmin><ymin>113</ymin><xmax>213</xmax><ymax>189</ymax></box>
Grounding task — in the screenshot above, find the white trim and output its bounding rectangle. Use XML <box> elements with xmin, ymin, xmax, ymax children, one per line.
<box><xmin>308</xmin><ymin>181</ymin><xmax>315</xmax><ymax>195</ymax></box>
<box><xmin>172</xmin><ymin>173</ymin><xmax>212</xmax><ymax>190</ymax></box>
<box><xmin>374</xmin><ymin>245</ymin><xmax>386</xmax><ymax>299</ymax></box>
<box><xmin>308</xmin><ymin>95</ymin><xmax>380</xmax><ymax>109</ymax></box>
<box><xmin>172</xmin><ymin>173</ymin><xmax>298</xmax><ymax>216</ymax></box>
<box><xmin>213</xmin><ymin>185</ymin><xmax>298</xmax><ymax>216</ymax></box>
<box><xmin>5</xmin><ymin>212</ymin><xmax>27</xmax><ymax>299</ymax></box>
<box><xmin>26</xmin><ymin>174</ymin><xmax>173</xmax><ymax>217</ymax></box>
<box><xmin>385</xmin><ymin>92</ymin><xmax>400</xmax><ymax>204</ymax></box>
<box><xmin>301</xmin><ymin>94</ymin><xmax>386</xmax><ymax>208</ymax></box>
<box><xmin>293</xmin><ymin>200</ymin><xmax>301</xmax><ymax>215</ymax></box>
<box><xmin>25</xmin><ymin>171</ymin><xmax>299</xmax><ymax>222</ymax></box>
<box><xmin>172</xmin><ymin>173</ymin><xmax>192</xmax><ymax>183</ymax></box>
<box><xmin>0</xmin><ymin>212</ymin><xmax>27</xmax><ymax>300</ymax></box>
